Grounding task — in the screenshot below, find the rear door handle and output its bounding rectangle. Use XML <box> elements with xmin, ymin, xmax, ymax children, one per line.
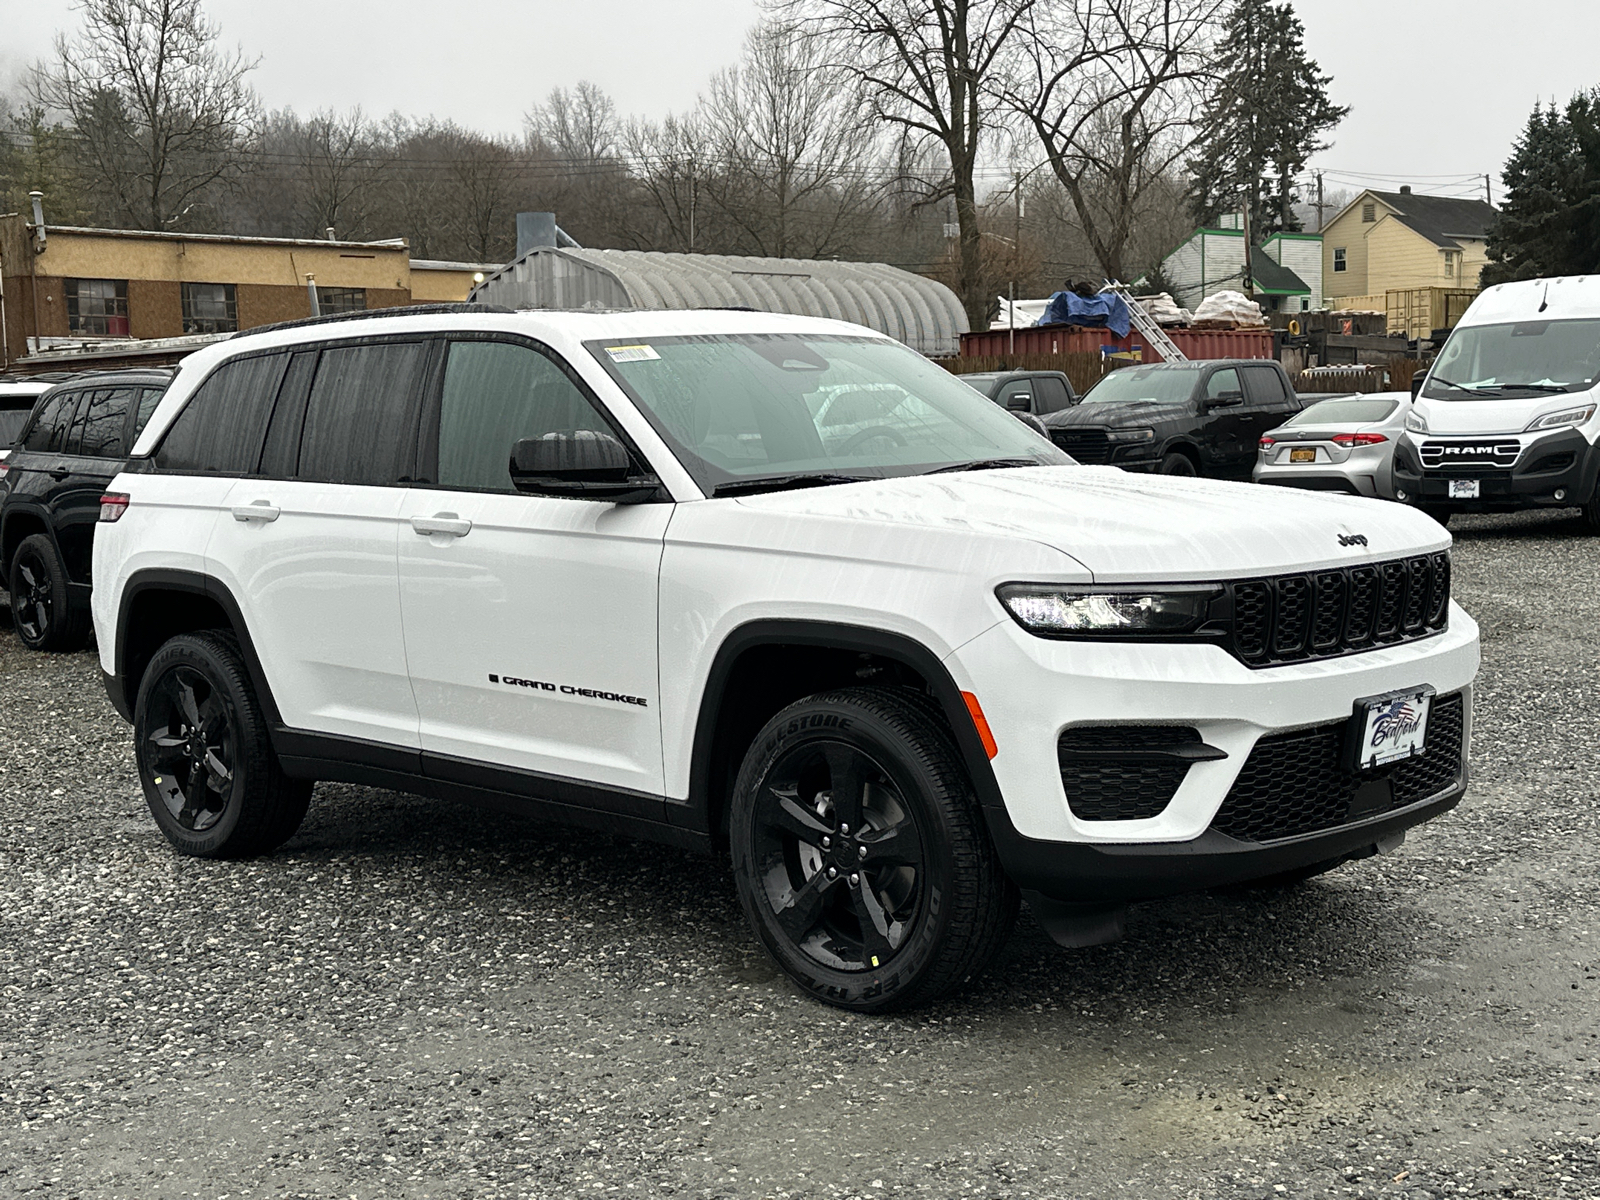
<box><xmin>410</xmin><ymin>512</ymin><xmax>472</xmax><ymax>538</ymax></box>
<box><xmin>49</xmin><ymin>468</ymin><xmax>71</xmax><ymax>480</ymax></box>
<box><xmin>231</xmin><ymin>501</ymin><xmax>280</xmax><ymax>523</ymax></box>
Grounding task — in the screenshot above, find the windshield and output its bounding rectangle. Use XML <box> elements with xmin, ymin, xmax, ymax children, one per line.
<box><xmin>586</xmin><ymin>333</ymin><xmax>1068</xmax><ymax>491</ymax></box>
<box><xmin>1079</xmin><ymin>366</ymin><xmax>1199</xmax><ymax>405</ymax></box>
<box><xmin>1423</xmin><ymin>319</ymin><xmax>1600</xmax><ymax>399</ymax></box>
<box><xmin>1287</xmin><ymin>397</ymin><xmax>1400</xmax><ymax>426</ymax></box>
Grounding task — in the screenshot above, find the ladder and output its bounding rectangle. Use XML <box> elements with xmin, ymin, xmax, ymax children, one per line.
<box><xmin>1103</xmin><ymin>279</ymin><xmax>1188</xmax><ymax>362</ymax></box>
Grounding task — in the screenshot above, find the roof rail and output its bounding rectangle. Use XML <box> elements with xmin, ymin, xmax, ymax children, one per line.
<box><xmin>233</xmin><ymin>302</ymin><xmax>516</xmax><ymax>341</ymax></box>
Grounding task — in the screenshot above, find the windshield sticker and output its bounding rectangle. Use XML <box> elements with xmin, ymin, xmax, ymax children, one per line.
<box><xmin>605</xmin><ymin>344</ymin><xmax>660</xmax><ymax>363</ymax></box>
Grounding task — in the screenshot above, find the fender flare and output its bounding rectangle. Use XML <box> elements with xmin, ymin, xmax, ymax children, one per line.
<box><xmin>1</xmin><ymin>502</ymin><xmax>60</xmax><ymax>576</ymax></box>
<box><xmin>685</xmin><ymin>619</ymin><xmax>1006</xmax><ymax>826</ymax></box>
<box><xmin>110</xmin><ymin>568</ymin><xmax>280</xmax><ymax>726</ymax></box>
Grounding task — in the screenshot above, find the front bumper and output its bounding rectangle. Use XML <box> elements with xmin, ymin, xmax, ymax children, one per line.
<box><xmin>1393</xmin><ymin>428</ymin><xmax>1599</xmax><ymax>510</ymax></box>
<box><xmin>945</xmin><ymin>609</ymin><xmax>1479</xmax><ymax>902</ymax></box>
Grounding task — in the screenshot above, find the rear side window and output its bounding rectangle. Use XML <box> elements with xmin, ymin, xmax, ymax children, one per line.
<box><xmin>61</xmin><ymin>390</ymin><xmax>96</xmax><ymax>455</ymax></box>
<box><xmin>1034</xmin><ymin>376</ymin><xmax>1073</xmax><ymax>413</ymax></box>
<box><xmin>22</xmin><ymin>389</ymin><xmax>79</xmax><ymax>452</ymax></box>
<box><xmin>156</xmin><ymin>354</ymin><xmax>291</xmax><ymax>474</ymax></box>
<box><xmin>1242</xmin><ymin>365</ymin><xmax>1290</xmax><ymax>405</ymax></box>
<box><xmin>296</xmin><ymin>341</ymin><xmax>428</xmax><ymax>485</ymax></box>
<box><xmin>131</xmin><ymin>387</ymin><xmax>165</xmax><ymax>439</ymax></box>
<box><xmin>78</xmin><ymin>387</ymin><xmax>137</xmax><ymax>457</ymax></box>
<box><xmin>433</xmin><ymin>340</ymin><xmax>614</xmax><ymax>492</ymax></box>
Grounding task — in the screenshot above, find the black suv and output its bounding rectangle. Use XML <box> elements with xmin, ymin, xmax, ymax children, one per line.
<box><xmin>1042</xmin><ymin>359</ymin><xmax>1304</xmax><ymax>478</ymax></box>
<box><xmin>957</xmin><ymin>370</ymin><xmax>1078</xmax><ymax>417</ymax></box>
<box><xmin>1</xmin><ymin>370</ymin><xmax>171</xmax><ymax>649</ymax></box>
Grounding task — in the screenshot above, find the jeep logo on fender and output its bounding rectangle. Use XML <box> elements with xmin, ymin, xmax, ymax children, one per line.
<box><xmin>1338</xmin><ymin>533</ymin><xmax>1368</xmax><ymax>547</ymax></box>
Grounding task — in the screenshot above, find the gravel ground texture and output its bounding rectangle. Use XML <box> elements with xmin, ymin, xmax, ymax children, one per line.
<box><xmin>1</xmin><ymin>508</ymin><xmax>1598</xmax><ymax>1200</ymax></box>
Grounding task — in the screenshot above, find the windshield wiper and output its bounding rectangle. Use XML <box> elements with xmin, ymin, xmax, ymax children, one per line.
<box><xmin>1494</xmin><ymin>381</ymin><xmax>1570</xmax><ymax>393</ymax></box>
<box><xmin>924</xmin><ymin>458</ymin><xmax>1041</xmax><ymax>475</ymax></box>
<box><xmin>1428</xmin><ymin>376</ymin><xmax>1502</xmax><ymax>395</ymax></box>
<box><xmin>711</xmin><ymin>472</ymin><xmax>869</xmax><ymax>497</ymax></box>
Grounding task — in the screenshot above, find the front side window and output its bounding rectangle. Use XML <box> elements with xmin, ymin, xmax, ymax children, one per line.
<box><xmin>182</xmin><ymin>283</ymin><xmax>238</xmax><ymax>334</ymax></box>
<box><xmin>1333</xmin><ymin>247</ymin><xmax>1347</xmax><ymax>272</ymax></box>
<box><xmin>1204</xmin><ymin>369</ymin><xmax>1242</xmax><ymax>400</ymax></box>
<box><xmin>588</xmin><ymin>333</ymin><xmax>1065</xmax><ymax>492</ymax></box>
<box><xmin>65</xmin><ymin>279</ymin><xmax>129</xmax><ymax>336</ymax></box>
<box><xmin>297</xmin><ymin>341</ymin><xmax>428</xmax><ymax>485</ymax></box>
<box><xmin>1423</xmin><ymin>319</ymin><xmax>1600</xmax><ymax>399</ymax></box>
<box><xmin>316</xmin><ymin>287</ymin><xmax>366</xmax><ymax>315</ymax></box>
<box><xmin>156</xmin><ymin>354</ymin><xmax>290</xmax><ymax>474</ymax></box>
<box><xmin>437</xmin><ymin>340</ymin><xmax>613</xmax><ymax>492</ymax></box>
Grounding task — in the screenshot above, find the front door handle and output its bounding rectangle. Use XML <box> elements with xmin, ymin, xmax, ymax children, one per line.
<box><xmin>410</xmin><ymin>512</ymin><xmax>472</xmax><ymax>538</ymax></box>
<box><xmin>231</xmin><ymin>501</ymin><xmax>280</xmax><ymax>523</ymax></box>
<box><xmin>49</xmin><ymin>468</ymin><xmax>72</xmax><ymax>480</ymax></box>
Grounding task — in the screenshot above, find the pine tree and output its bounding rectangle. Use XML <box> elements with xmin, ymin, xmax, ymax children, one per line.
<box><xmin>1483</xmin><ymin>92</ymin><xmax>1600</xmax><ymax>286</ymax></box>
<box><xmin>1187</xmin><ymin>0</ymin><xmax>1348</xmax><ymax>238</ymax></box>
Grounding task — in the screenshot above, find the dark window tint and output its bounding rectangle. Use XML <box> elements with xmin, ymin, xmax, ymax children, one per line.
<box><xmin>435</xmin><ymin>340</ymin><xmax>613</xmax><ymax>492</ymax></box>
<box><xmin>1242</xmin><ymin>365</ymin><xmax>1289</xmax><ymax>406</ymax></box>
<box><xmin>62</xmin><ymin>390</ymin><xmax>95</xmax><ymax>455</ymax></box>
<box><xmin>1034</xmin><ymin>376</ymin><xmax>1073</xmax><ymax>413</ymax></box>
<box><xmin>258</xmin><ymin>352</ymin><xmax>319</xmax><ymax>478</ymax></box>
<box><xmin>156</xmin><ymin>354</ymin><xmax>291</xmax><ymax>474</ymax></box>
<box><xmin>1204</xmin><ymin>369</ymin><xmax>1242</xmax><ymax>400</ymax></box>
<box><xmin>23</xmin><ymin>389</ymin><xmax>79</xmax><ymax>452</ymax></box>
<box><xmin>997</xmin><ymin>378</ymin><xmax>1035</xmax><ymax>412</ymax></box>
<box><xmin>0</xmin><ymin>410</ymin><xmax>29</xmax><ymax>448</ymax></box>
<box><xmin>297</xmin><ymin>341</ymin><xmax>427</xmax><ymax>485</ymax></box>
<box><xmin>131</xmin><ymin>387</ymin><xmax>165</xmax><ymax>439</ymax></box>
<box><xmin>79</xmin><ymin>387</ymin><xmax>137</xmax><ymax>457</ymax></box>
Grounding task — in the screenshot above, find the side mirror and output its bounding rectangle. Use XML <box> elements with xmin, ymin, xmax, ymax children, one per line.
<box><xmin>1005</xmin><ymin>393</ymin><xmax>1032</xmax><ymax>412</ymax></box>
<box><xmin>1207</xmin><ymin>390</ymin><xmax>1245</xmax><ymax>408</ymax></box>
<box><xmin>509</xmin><ymin>431</ymin><xmax>661</xmax><ymax>503</ymax></box>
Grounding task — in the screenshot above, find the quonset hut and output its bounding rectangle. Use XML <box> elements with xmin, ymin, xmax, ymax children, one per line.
<box><xmin>469</xmin><ymin>220</ymin><xmax>968</xmax><ymax>357</ymax></box>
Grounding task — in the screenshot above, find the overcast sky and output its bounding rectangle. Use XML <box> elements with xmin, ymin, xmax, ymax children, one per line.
<box><xmin>4</xmin><ymin>0</ymin><xmax>1596</xmax><ymax>205</ymax></box>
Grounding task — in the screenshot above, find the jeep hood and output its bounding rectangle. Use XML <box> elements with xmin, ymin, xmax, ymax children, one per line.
<box><xmin>730</xmin><ymin>466</ymin><xmax>1446</xmax><ymax>582</ymax></box>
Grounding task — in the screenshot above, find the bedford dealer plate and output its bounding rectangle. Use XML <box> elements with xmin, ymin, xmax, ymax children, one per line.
<box><xmin>1448</xmin><ymin>479</ymin><xmax>1481</xmax><ymax>499</ymax></box>
<box><xmin>1290</xmin><ymin>447</ymin><xmax>1316</xmax><ymax>463</ymax></box>
<box><xmin>1349</xmin><ymin>687</ymin><xmax>1434</xmax><ymax>771</ymax></box>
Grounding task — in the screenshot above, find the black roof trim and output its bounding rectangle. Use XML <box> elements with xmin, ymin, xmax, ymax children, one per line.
<box><xmin>233</xmin><ymin>302</ymin><xmax>516</xmax><ymax>341</ymax></box>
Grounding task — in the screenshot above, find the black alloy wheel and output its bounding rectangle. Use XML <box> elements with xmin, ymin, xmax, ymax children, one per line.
<box><xmin>751</xmin><ymin>739</ymin><xmax>925</xmax><ymax>973</ymax></box>
<box><xmin>7</xmin><ymin>534</ymin><xmax>89</xmax><ymax>651</ymax></box>
<box><xmin>142</xmin><ymin>664</ymin><xmax>237</xmax><ymax>834</ymax></box>
<box><xmin>730</xmin><ymin>688</ymin><xmax>1018</xmax><ymax>1012</ymax></box>
<box><xmin>133</xmin><ymin>631</ymin><xmax>311</xmax><ymax>858</ymax></box>
<box><xmin>1159</xmin><ymin>452</ymin><xmax>1198</xmax><ymax>477</ymax></box>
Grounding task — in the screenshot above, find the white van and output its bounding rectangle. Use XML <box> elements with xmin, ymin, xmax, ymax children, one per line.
<box><xmin>1396</xmin><ymin>276</ymin><xmax>1600</xmax><ymax>528</ymax></box>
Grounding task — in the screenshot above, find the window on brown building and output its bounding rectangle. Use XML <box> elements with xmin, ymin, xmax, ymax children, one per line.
<box><xmin>65</xmin><ymin>278</ymin><xmax>130</xmax><ymax>336</ymax></box>
<box><xmin>316</xmin><ymin>287</ymin><xmax>367</xmax><ymax>315</ymax></box>
<box><xmin>182</xmin><ymin>283</ymin><xmax>238</xmax><ymax>334</ymax></box>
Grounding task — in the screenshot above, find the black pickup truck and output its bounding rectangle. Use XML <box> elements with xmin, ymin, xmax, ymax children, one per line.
<box><xmin>1041</xmin><ymin>359</ymin><xmax>1304</xmax><ymax>479</ymax></box>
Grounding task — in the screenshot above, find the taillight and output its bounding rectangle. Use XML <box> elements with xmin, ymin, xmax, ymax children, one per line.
<box><xmin>1331</xmin><ymin>432</ymin><xmax>1388</xmax><ymax>447</ymax></box>
<box><xmin>1259</xmin><ymin>436</ymin><xmax>1275</xmax><ymax>449</ymax></box>
<box><xmin>99</xmin><ymin>492</ymin><xmax>130</xmax><ymax>522</ymax></box>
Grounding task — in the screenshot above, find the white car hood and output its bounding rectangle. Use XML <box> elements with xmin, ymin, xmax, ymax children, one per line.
<box><xmin>732</xmin><ymin>466</ymin><xmax>1446</xmax><ymax>582</ymax></box>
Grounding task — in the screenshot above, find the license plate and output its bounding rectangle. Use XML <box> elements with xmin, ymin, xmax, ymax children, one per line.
<box><xmin>1448</xmin><ymin>479</ymin><xmax>1480</xmax><ymax>499</ymax></box>
<box><xmin>1349</xmin><ymin>687</ymin><xmax>1434</xmax><ymax>771</ymax></box>
<box><xmin>1290</xmin><ymin>447</ymin><xmax>1316</xmax><ymax>463</ymax></box>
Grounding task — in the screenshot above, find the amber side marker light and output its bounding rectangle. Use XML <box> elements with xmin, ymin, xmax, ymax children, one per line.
<box><xmin>962</xmin><ymin>692</ymin><xmax>998</xmax><ymax>759</ymax></box>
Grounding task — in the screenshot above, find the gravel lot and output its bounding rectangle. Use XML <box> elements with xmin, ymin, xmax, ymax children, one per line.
<box><xmin>2</xmin><ymin>509</ymin><xmax>1598</xmax><ymax>1199</ymax></box>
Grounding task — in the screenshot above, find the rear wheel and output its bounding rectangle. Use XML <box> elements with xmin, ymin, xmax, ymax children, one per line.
<box><xmin>7</xmin><ymin>534</ymin><xmax>90</xmax><ymax>651</ymax></box>
<box><xmin>1159</xmin><ymin>452</ymin><xmax>1197</xmax><ymax>477</ymax></box>
<box><xmin>729</xmin><ymin>687</ymin><xmax>1017</xmax><ymax>1012</ymax></box>
<box><xmin>133</xmin><ymin>631</ymin><xmax>310</xmax><ymax>858</ymax></box>
<box><xmin>1582</xmin><ymin>480</ymin><xmax>1600</xmax><ymax>534</ymax></box>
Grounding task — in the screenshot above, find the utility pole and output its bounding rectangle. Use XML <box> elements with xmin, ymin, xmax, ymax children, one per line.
<box><xmin>1315</xmin><ymin>172</ymin><xmax>1326</xmax><ymax>232</ymax></box>
<box><xmin>1240</xmin><ymin>203</ymin><xmax>1254</xmax><ymax>298</ymax></box>
<box><xmin>1484</xmin><ymin>173</ymin><xmax>1493</xmax><ymax>206</ymax></box>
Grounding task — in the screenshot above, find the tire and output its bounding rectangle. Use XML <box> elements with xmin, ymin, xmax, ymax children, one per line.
<box><xmin>1418</xmin><ymin>503</ymin><xmax>1453</xmax><ymax>528</ymax></box>
<box><xmin>1159</xmin><ymin>452</ymin><xmax>1197</xmax><ymax>477</ymax></box>
<box><xmin>729</xmin><ymin>687</ymin><xmax>1018</xmax><ymax>1013</ymax></box>
<box><xmin>133</xmin><ymin>630</ymin><xmax>311</xmax><ymax>858</ymax></box>
<box><xmin>7</xmin><ymin>533</ymin><xmax>90</xmax><ymax>652</ymax></box>
<box><xmin>1582</xmin><ymin>481</ymin><xmax>1600</xmax><ymax>534</ymax></box>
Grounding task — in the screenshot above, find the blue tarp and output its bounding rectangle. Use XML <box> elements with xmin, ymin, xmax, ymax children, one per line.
<box><xmin>1037</xmin><ymin>290</ymin><xmax>1132</xmax><ymax>338</ymax></box>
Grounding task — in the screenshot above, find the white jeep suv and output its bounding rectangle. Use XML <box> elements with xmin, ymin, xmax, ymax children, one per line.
<box><xmin>93</xmin><ymin>306</ymin><xmax>1480</xmax><ymax>1011</ymax></box>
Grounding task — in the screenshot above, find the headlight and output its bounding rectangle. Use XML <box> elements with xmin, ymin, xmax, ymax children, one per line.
<box><xmin>1524</xmin><ymin>404</ymin><xmax>1596</xmax><ymax>432</ymax></box>
<box><xmin>1106</xmin><ymin>428</ymin><xmax>1155</xmax><ymax>443</ymax></box>
<box><xmin>997</xmin><ymin>583</ymin><xmax>1220</xmax><ymax>637</ymax></box>
<box><xmin>1404</xmin><ymin>409</ymin><xmax>1429</xmax><ymax>435</ymax></box>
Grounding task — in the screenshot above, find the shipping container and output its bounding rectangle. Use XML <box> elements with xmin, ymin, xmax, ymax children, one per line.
<box><xmin>959</xmin><ymin>325</ymin><xmax>1273</xmax><ymax>361</ymax></box>
<box><xmin>1386</xmin><ymin>287</ymin><xmax>1477</xmax><ymax>340</ymax></box>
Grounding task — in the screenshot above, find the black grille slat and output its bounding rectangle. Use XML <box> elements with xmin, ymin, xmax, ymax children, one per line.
<box><xmin>1058</xmin><ymin>725</ymin><xmax>1200</xmax><ymax>821</ymax></box>
<box><xmin>1223</xmin><ymin>554</ymin><xmax>1448</xmax><ymax>668</ymax></box>
<box><xmin>1050</xmin><ymin>429</ymin><xmax>1111</xmax><ymax>464</ymax></box>
<box><xmin>1211</xmin><ymin>693</ymin><xmax>1466</xmax><ymax>842</ymax></box>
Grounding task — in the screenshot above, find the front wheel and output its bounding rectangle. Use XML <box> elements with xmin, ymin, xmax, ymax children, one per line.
<box><xmin>1159</xmin><ymin>452</ymin><xmax>1198</xmax><ymax>477</ymax></box>
<box><xmin>133</xmin><ymin>631</ymin><xmax>311</xmax><ymax>858</ymax></box>
<box><xmin>729</xmin><ymin>687</ymin><xmax>1018</xmax><ymax>1012</ymax></box>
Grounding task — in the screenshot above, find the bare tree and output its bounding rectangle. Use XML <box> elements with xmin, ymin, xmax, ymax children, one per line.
<box><xmin>621</xmin><ymin>111</ymin><xmax>711</xmax><ymax>252</ymax></box>
<box><xmin>528</xmin><ymin>82</ymin><xmax>619</xmax><ymax>167</ymax></box>
<box><xmin>1011</xmin><ymin>0</ymin><xmax>1219</xmax><ymax>281</ymax></box>
<box><xmin>778</xmin><ymin>0</ymin><xmax>1040</xmax><ymax>330</ymax></box>
<box><xmin>31</xmin><ymin>0</ymin><xmax>258</xmax><ymax>230</ymax></box>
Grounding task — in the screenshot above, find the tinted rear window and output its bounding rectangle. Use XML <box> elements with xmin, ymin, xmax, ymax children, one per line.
<box><xmin>1288</xmin><ymin>397</ymin><xmax>1400</xmax><ymax>426</ymax></box>
<box><xmin>296</xmin><ymin>341</ymin><xmax>427</xmax><ymax>485</ymax></box>
<box><xmin>156</xmin><ymin>354</ymin><xmax>291</xmax><ymax>474</ymax></box>
<box><xmin>0</xmin><ymin>409</ymin><xmax>29</xmax><ymax>448</ymax></box>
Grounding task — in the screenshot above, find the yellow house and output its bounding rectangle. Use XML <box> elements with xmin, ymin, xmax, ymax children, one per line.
<box><xmin>1323</xmin><ymin>187</ymin><xmax>1497</xmax><ymax>308</ymax></box>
